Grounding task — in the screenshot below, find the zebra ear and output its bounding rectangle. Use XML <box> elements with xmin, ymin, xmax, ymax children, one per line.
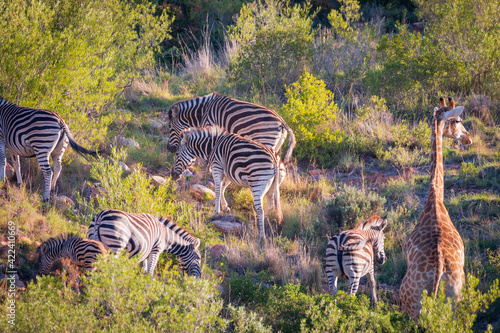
<box><xmin>171</xmin><ymin>105</ymin><xmax>179</xmax><ymax>119</ymax></box>
<box><xmin>380</xmin><ymin>219</ymin><xmax>388</xmax><ymax>230</ymax></box>
<box><xmin>181</xmin><ymin>132</ymin><xmax>191</xmax><ymax>145</ymax></box>
<box><xmin>194</xmin><ymin>238</ymin><xmax>201</xmax><ymax>250</ymax></box>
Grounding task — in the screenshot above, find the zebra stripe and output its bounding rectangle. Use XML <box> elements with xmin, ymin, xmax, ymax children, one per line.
<box><xmin>171</xmin><ymin>126</ymin><xmax>286</xmax><ymax>240</ymax></box>
<box><xmin>325</xmin><ymin>216</ymin><xmax>387</xmax><ymax>304</ymax></box>
<box><xmin>0</xmin><ymin>97</ymin><xmax>100</xmax><ymax>201</ymax></box>
<box><xmin>88</xmin><ymin>209</ymin><xmax>202</xmax><ymax>278</ymax></box>
<box><xmin>166</xmin><ymin>92</ymin><xmax>296</xmax><ymax>164</ymax></box>
<box><xmin>38</xmin><ymin>234</ymin><xmax>107</xmax><ymax>275</ymax></box>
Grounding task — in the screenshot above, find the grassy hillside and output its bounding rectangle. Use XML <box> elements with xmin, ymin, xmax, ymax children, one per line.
<box><xmin>1</xmin><ymin>0</ymin><xmax>500</xmax><ymax>332</ymax></box>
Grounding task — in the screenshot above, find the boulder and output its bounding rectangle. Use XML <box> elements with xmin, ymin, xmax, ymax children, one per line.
<box><xmin>190</xmin><ymin>184</ymin><xmax>215</xmax><ymax>201</ymax></box>
<box><xmin>119</xmin><ymin>161</ymin><xmax>131</xmax><ymax>173</ymax></box>
<box><xmin>211</xmin><ymin>219</ymin><xmax>243</xmax><ymax>234</ymax></box>
<box><xmin>308</xmin><ymin>169</ymin><xmax>322</xmax><ymax>177</ymax></box>
<box><xmin>151</xmin><ymin>122</ymin><xmax>163</xmax><ymax>130</ymax></box>
<box><xmin>151</xmin><ymin>175</ymin><xmax>166</xmax><ymax>186</ymax></box>
<box><xmin>119</xmin><ymin>137</ymin><xmax>140</xmax><ymax>149</ymax></box>
<box><xmin>55</xmin><ymin>195</ymin><xmax>75</xmax><ymax>210</ymax></box>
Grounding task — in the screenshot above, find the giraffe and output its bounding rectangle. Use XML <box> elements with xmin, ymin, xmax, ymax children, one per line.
<box><xmin>400</xmin><ymin>97</ymin><xmax>472</xmax><ymax>322</ymax></box>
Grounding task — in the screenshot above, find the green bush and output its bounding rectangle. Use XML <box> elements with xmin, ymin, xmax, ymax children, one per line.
<box><xmin>325</xmin><ymin>185</ymin><xmax>386</xmax><ymax>232</ymax></box>
<box><xmin>1</xmin><ymin>254</ymin><xmax>224</xmax><ymax>332</ymax></box>
<box><xmin>420</xmin><ymin>275</ymin><xmax>500</xmax><ymax>333</ymax></box>
<box><xmin>0</xmin><ymin>0</ymin><xmax>172</xmax><ymax>145</ymax></box>
<box><xmin>280</xmin><ymin>72</ymin><xmax>344</xmax><ymax>166</ymax></box>
<box><xmin>227</xmin><ymin>0</ymin><xmax>314</xmax><ymax>93</ymax></box>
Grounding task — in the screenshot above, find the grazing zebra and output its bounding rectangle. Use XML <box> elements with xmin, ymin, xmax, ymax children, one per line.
<box><xmin>88</xmin><ymin>209</ymin><xmax>202</xmax><ymax>278</ymax></box>
<box><xmin>170</xmin><ymin>126</ymin><xmax>286</xmax><ymax>240</ymax></box>
<box><xmin>38</xmin><ymin>234</ymin><xmax>107</xmax><ymax>275</ymax></box>
<box><xmin>325</xmin><ymin>216</ymin><xmax>388</xmax><ymax>304</ymax></box>
<box><xmin>166</xmin><ymin>92</ymin><xmax>296</xmax><ymax>164</ymax></box>
<box><xmin>0</xmin><ymin>97</ymin><xmax>100</xmax><ymax>201</ymax></box>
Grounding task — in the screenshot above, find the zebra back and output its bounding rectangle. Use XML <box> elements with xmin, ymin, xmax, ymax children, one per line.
<box><xmin>38</xmin><ymin>234</ymin><xmax>107</xmax><ymax>275</ymax></box>
<box><xmin>167</xmin><ymin>93</ymin><xmax>295</xmax><ymax>163</ymax></box>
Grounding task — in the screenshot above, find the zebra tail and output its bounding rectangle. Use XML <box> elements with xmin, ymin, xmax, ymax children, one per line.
<box><xmin>283</xmin><ymin>125</ymin><xmax>296</xmax><ymax>165</ymax></box>
<box><xmin>273</xmin><ymin>165</ymin><xmax>283</xmax><ymax>224</ymax></box>
<box><xmin>62</xmin><ymin>123</ymin><xmax>102</xmax><ymax>159</ymax></box>
<box><xmin>432</xmin><ymin>246</ymin><xmax>445</xmax><ymax>297</ymax></box>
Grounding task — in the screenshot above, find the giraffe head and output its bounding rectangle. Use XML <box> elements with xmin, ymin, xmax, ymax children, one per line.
<box><xmin>434</xmin><ymin>97</ymin><xmax>472</xmax><ymax>145</ymax></box>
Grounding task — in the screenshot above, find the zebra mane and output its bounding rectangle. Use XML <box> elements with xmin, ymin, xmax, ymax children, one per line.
<box><xmin>356</xmin><ymin>216</ymin><xmax>387</xmax><ymax>232</ymax></box>
<box><xmin>39</xmin><ymin>233</ymin><xmax>82</xmax><ymax>253</ymax></box>
<box><xmin>180</xmin><ymin>126</ymin><xmax>227</xmax><ymax>144</ymax></box>
<box><xmin>0</xmin><ymin>96</ymin><xmax>12</xmax><ymax>106</ymax></box>
<box><xmin>158</xmin><ymin>216</ymin><xmax>200</xmax><ymax>248</ymax></box>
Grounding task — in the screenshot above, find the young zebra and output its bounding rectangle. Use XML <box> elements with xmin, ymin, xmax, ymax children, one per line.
<box><xmin>170</xmin><ymin>126</ymin><xmax>286</xmax><ymax>240</ymax></box>
<box><xmin>325</xmin><ymin>216</ymin><xmax>388</xmax><ymax>304</ymax></box>
<box><xmin>38</xmin><ymin>234</ymin><xmax>107</xmax><ymax>275</ymax></box>
<box><xmin>166</xmin><ymin>92</ymin><xmax>296</xmax><ymax>164</ymax></box>
<box><xmin>88</xmin><ymin>209</ymin><xmax>202</xmax><ymax>278</ymax></box>
<box><xmin>0</xmin><ymin>97</ymin><xmax>101</xmax><ymax>201</ymax></box>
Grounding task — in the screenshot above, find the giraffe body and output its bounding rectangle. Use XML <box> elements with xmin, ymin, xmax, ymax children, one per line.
<box><xmin>400</xmin><ymin>97</ymin><xmax>472</xmax><ymax>322</ymax></box>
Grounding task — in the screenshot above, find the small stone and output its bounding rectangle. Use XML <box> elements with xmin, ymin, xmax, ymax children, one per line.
<box><xmin>211</xmin><ymin>220</ymin><xmax>243</xmax><ymax>234</ymax></box>
<box><xmin>151</xmin><ymin>175</ymin><xmax>166</xmax><ymax>186</ymax></box>
<box><xmin>308</xmin><ymin>169</ymin><xmax>322</xmax><ymax>177</ymax></box>
<box><xmin>151</xmin><ymin>122</ymin><xmax>163</xmax><ymax>130</ymax></box>
<box><xmin>210</xmin><ymin>244</ymin><xmax>229</xmax><ymax>259</ymax></box>
<box><xmin>5</xmin><ymin>163</ymin><xmax>15</xmax><ymax>179</ymax></box>
<box><xmin>120</xmin><ymin>138</ymin><xmax>140</xmax><ymax>149</ymax></box>
<box><xmin>119</xmin><ymin>161</ymin><xmax>131</xmax><ymax>173</ymax></box>
<box><xmin>55</xmin><ymin>195</ymin><xmax>75</xmax><ymax>210</ymax></box>
<box><xmin>190</xmin><ymin>184</ymin><xmax>216</xmax><ymax>201</ymax></box>
<box><xmin>206</xmin><ymin>181</ymin><xmax>215</xmax><ymax>191</ymax></box>
<box><xmin>26</xmin><ymin>250</ymin><xmax>38</xmax><ymax>262</ymax></box>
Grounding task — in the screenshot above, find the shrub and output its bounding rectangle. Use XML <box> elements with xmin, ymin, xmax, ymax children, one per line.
<box><xmin>325</xmin><ymin>185</ymin><xmax>386</xmax><ymax>233</ymax></box>
<box><xmin>459</xmin><ymin>162</ymin><xmax>481</xmax><ymax>182</ymax></box>
<box><xmin>420</xmin><ymin>275</ymin><xmax>500</xmax><ymax>333</ymax></box>
<box><xmin>280</xmin><ymin>71</ymin><xmax>344</xmax><ymax>166</ymax></box>
<box><xmin>227</xmin><ymin>0</ymin><xmax>314</xmax><ymax>93</ymax></box>
<box><xmin>226</xmin><ymin>304</ymin><xmax>272</xmax><ymax>333</ymax></box>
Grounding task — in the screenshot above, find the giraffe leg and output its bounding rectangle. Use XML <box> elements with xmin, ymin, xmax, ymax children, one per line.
<box><xmin>10</xmin><ymin>153</ymin><xmax>22</xmax><ymax>185</ymax></box>
<box><xmin>50</xmin><ymin>136</ymin><xmax>68</xmax><ymax>192</ymax></box>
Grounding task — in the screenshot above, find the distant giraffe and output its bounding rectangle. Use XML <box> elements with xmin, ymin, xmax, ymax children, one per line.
<box><xmin>400</xmin><ymin>97</ymin><xmax>472</xmax><ymax>322</ymax></box>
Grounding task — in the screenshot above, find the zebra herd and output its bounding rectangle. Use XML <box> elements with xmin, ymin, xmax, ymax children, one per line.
<box><xmin>2</xmin><ymin>93</ymin><xmax>387</xmax><ymax>304</ymax></box>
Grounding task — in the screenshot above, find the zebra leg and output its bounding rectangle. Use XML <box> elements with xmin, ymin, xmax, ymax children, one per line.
<box><xmin>146</xmin><ymin>249</ymin><xmax>162</xmax><ymax>280</ymax></box>
<box><xmin>35</xmin><ymin>151</ymin><xmax>53</xmax><ymax>201</ymax></box>
<box><xmin>220</xmin><ymin>177</ymin><xmax>231</xmax><ymax>212</ymax></box>
<box><xmin>212</xmin><ymin>168</ymin><xmax>224</xmax><ymax>214</ymax></box>
<box><xmin>327</xmin><ymin>271</ymin><xmax>339</xmax><ymax>295</ymax></box>
<box><xmin>0</xmin><ymin>141</ymin><xmax>6</xmax><ymax>181</ymax></box>
<box><xmin>50</xmin><ymin>137</ymin><xmax>68</xmax><ymax>191</ymax></box>
<box><xmin>10</xmin><ymin>153</ymin><xmax>22</xmax><ymax>185</ymax></box>
<box><xmin>251</xmin><ymin>189</ymin><xmax>266</xmax><ymax>240</ymax></box>
<box><xmin>367</xmin><ymin>270</ymin><xmax>378</xmax><ymax>305</ymax></box>
<box><xmin>347</xmin><ymin>276</ymin><xmax>361</xmax><ymax>296</ymax></box>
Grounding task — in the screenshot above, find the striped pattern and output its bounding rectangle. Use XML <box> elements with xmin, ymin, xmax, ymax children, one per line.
<box><xmin>166</xmin><ymin>92</ymin><xmax>296</xmax><ymax>164</ymax></box>
<box><xmin>88</xmin><ymin>209</ymin><xmax>202</xmax><ymax>278</ymax></box>
<box><xmin>38</xmin><ymin>234</ymin><xmax>107</xmax><ymax>275</ymax></box>
<box><xmin>171</xmin><ymin>126</ymin><xmax>286</xmax><ymax>240</ymax></box>
<box><xmin>325</xmin><ymin>216</ymin><xmax>387</xmax><ymax>304</ymax></box>
<box><xmin>0</xmin><ymin>97</ymin><xmax>99</xmax><ymax>200</ymax></box>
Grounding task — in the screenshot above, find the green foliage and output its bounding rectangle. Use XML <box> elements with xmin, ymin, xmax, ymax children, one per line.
<box><xmin>459</xmin><ymin>162</ymin><xmax>481</xmax><ymax>181</ymax></box>
<box><xmin>1</xmin><ymin>254</ymin><xmax>224</xmax><ymax>332</ymax></box>
<box><xmin>327</xmin><ymin>0</ymin><xmax>361</xmax><ymax>39</ymax></box>
<box><xmin>226</xmin><ymin>304</ymin><xmax>272</xmax><ymax>333</ymax></box>
<box><xmin>325</xmin><ymin>185</ymin><xmax>386</xmax><ymax>232</ymax></box>
<box><xmin>420</xmin><ymin>275</ymin><xmax>500</xmax><ymax>333</ymax></box>
<box><xmin>227</xmin><ymin>0</ymin><xmax>314</xmax><ymax>93</ymax></box>
<box><xmin>280</xmin><ymin>72</ymin><xmax>344</xmax><ymax>166</ymax></box>
<box><xmin>0</xmin><ymin>0</ymin><xmax>172</xmax><ymax>144</ymax></box>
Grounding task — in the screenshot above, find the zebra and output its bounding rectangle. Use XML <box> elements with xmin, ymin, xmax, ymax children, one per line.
<box><xmin>166</xmin><ymin>92</ymin><xmax>296</xmax><ymax>165</ymax></box>
<box><xmin>88</xmin><ymin>209</ymin><xmax>202</xmax><ymax>278</ymax></box>
<box><xmin>170</xmin><ymin>126</ymin><xmax>286</xmax><ymax>240</ymax></box>
<box><xmin>38</xmin><ymin>234</ymin><xmax>107</xmax><ymax>275</ymax></box>
<box><xmin>0</xmin><ymin>97</ymin><xmax>101</xmax><ymax>201</ymax></box>
<box><xmin>325</xmin><ymin>216</ymin><xmax>388</xmax><ymax>304</ymax></box>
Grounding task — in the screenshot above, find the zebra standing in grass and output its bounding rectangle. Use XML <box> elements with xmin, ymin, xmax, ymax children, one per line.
<box><xmin>170</xmin><ymin>126</ymin><xmax>286</xmax><ymax>240</ymax></box>
<box><xmin>166</xmin><ymin>92</ymin><xmax>296</xmax><ymax>165</ymax></box>
<box><xmin>38</xmin><ymin>234</ymin><xmax>107</xmax><ymax>275</ymax></box>
<box><xmin>0</xmin><ymin>97</ymin><xmax>100</xmax><ymax>201</ymax></box>
<box><xmin>88</xmin><ymin>209</ymin><xmax>202</xmax><ymax>278</ymax></box>
<box><xmin>325</xmin><ymin>216</ymin><xmax>388</xmax><ymax>304</ymax></box>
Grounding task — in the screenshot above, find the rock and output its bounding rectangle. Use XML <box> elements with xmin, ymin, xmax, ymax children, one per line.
<box><xmin>308</xmin><ymin>169</ymin><xmax>322</xmax><ymax>177</ymax></box>
<box><xmin>119</xmin><ymin>137</ymin><xmax>140</xmax><ymax>149</ymax></box>
<box><xmin>25</xmin><ymin>251</ymin><xmax>38</xmax><ymax>262</ymax></box>
<box><xmin>411</xmin><ymin>22</ymin><xmax>424</xmax><ymax>32</ymax></box>
<box><xmin>55</xmin><ymin>195</ymin><xmax>75</xmax><ymax>210</ymax></box>
<box><xmin>119</xmin><ymin>161</ymin><xmax>131</xmax><ymax>173</ymax></box>
<box><xmin>0</xmin><ymin>274</ymin><xmax>26</xmax><ymax>289</ymax></box>
<box><xmin>206</xmin><ymin>181</ymin><xmax>215</xmax><ymax>191</ymax></box>
<box><xmin>5</xmin><ymin>163</ymin><xmax>15</xmax><ymax>179</ymax></box>
<box><xmin>190</xmin><ymin>184</ymin><xmax>216</xmax><ymax>201</ymax></box>
<box><xmin>211</xmin><ymin>220</ymin><xmax>243</xmax><ymax>234</ymax></box>
<box><xmin>151</xmin><ymin>175</ymin><xmax>166</xmax><ymax>186</ymax></box>
<box><xmin>151</xmin><ymin>122</ymin><xmax>163</xmax><ymax>130</ymax></box>
<box><xmin>210</xmin><ymin>244</ymin><xmax>229</xmax><ymax>259</ymax></box>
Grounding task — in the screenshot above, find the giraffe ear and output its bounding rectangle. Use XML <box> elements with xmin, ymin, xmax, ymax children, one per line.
<box><xmin>444</xmin><ymin>106</ymin><xmax>464</xmax><ymax>119</ymax></box>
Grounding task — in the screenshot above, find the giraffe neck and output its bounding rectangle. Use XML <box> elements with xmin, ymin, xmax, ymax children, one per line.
<box><xmin>428</xmin><ymin>115</ymin><xmax>445</xmax><ymax>203</ymax></box>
